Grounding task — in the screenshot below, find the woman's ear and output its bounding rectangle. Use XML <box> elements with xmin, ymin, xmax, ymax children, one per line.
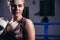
<box><xmin>7</xmin><ymin>0</ymin><xmax>10</xmax><ymax>7</ymax></box>
<box><xmin>7</xmin><ymin>0</ymin><xmax>12</xmax><ymax>15</ymax></box>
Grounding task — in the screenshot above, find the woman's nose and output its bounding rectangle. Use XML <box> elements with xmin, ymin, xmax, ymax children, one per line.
<box><xmin>16</xmin><ymin>6</ymin><xmax>19</xmax><ymax>10</ymax></box>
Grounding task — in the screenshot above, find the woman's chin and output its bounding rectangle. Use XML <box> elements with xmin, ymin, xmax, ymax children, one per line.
<box><xmin>13</xmin><ymin>13</ymin><xmax>22</xmax><ymax>17</ymax></box>
<box><xmin>15</xmin><ymin>14</ymin><xmax>20</xmax><ymax>17</ymax></box>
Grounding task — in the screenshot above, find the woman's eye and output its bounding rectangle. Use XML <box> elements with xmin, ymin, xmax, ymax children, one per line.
<box><xmin>18</xmin><ymin>5</ymin><xmax>22</xmax><ymax>7</ymax></box>
<box><xmin>12</xmin><ymin>6</ymin><xmax>15</xmax><ymax>10</ymax></box>
<box><xmin>11</xmin><ymin>5</ymin><xmax>16</xmax><ymax>9</ymax></box>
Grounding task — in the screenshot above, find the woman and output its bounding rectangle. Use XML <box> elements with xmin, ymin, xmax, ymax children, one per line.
<box><xmin>3</xmin><ymin>0</ymin><xmax>35</xmax><ymax>40</ymax></box>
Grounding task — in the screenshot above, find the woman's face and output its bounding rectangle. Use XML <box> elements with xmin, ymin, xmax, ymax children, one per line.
<box><xmin>11</xmin><ymin>0</ymin><xmax>24</xmax><ymax>17</ymax></box>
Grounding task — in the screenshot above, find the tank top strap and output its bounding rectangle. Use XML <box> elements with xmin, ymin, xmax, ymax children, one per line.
<box><xmin>18</xmin><ymin>17</ymin><xmax>26</xmax><ymax>28</ymax></box>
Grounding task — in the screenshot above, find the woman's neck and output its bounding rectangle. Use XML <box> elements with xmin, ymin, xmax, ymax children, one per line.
<box><xmin>13</xmin><ymin>15</ymin><xmax>23</xmax><ymax>22</ymax></box>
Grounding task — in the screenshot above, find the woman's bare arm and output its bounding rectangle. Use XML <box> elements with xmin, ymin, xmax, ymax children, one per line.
<box><xmin>25</xmin><ymin>19</ymin><xmax>35</xmax><ymax>40</ymax></box>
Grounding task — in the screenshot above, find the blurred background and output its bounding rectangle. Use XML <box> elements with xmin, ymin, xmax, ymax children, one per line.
<box><xmin>0</xmin><ymin>0</ymin><xmax>60</xmax><ymax>40</ymax></box>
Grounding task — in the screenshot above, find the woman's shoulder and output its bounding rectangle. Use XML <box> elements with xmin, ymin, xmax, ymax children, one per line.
<box><xmin>25</xmin><ymin>18</ymin><xmax>33</xmax><ymax>24</ymax></box>
<box><xmin>24</xmin><ymin>18</ymin><xmax>34</xmax><ymax>27</ymax></box>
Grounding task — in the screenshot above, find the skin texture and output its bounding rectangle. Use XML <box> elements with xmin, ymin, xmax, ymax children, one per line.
<box><xmin>8</xmin><ymin>0</ymin><xmax>35</xmax><ymax>40</ymax></box>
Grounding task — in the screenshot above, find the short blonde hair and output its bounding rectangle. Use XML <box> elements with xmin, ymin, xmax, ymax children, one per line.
<box><xmin>8</xmin><ymin>0</ymin><xmax>25</xmax><ymax>3</ymax></box>
<box><xmin>8</xmin><ymin>0</ymin><xmax>25</xmax><ymax>6</ymax></box>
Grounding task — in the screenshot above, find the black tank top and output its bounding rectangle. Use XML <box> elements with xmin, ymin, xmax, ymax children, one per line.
<box><xmin>2</xmin><ymin>17</ymin><xmax>28</xmax><ymax>40</ymax></box>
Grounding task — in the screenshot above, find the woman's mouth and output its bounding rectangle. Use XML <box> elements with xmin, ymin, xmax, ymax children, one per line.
<box><xmin>16</xmin><ymin>11</ymin><xmax>20</xmax><ymax>13</ymax></box>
